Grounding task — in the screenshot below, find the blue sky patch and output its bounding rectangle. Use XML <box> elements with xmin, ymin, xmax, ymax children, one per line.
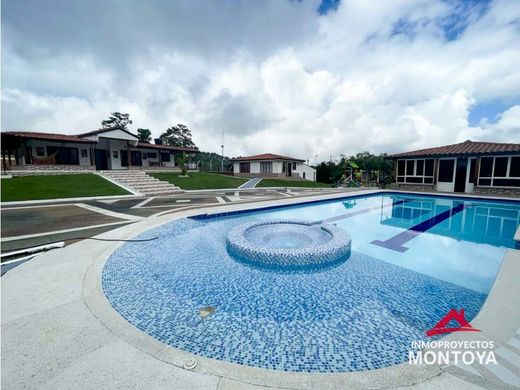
<box><xmin>318</xmin><ymin>0</ymin><xmax>340</xmax><ymax>15</ymax></box>
<box><xmin>468</xmin><ymin>102</ymin><xmax>513</xmax><ymax>126</ymax></box>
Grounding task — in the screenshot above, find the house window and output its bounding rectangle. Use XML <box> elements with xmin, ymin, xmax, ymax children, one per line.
<box><xmin>35</xmin><ymin>147</ymin><xmax>45</xmax><ymax>156</ymax></box>
<box><xmin>160</xmin><ymin>152</ymin><xmax>170</xmax><ymax>162</ymax></box>
<box><xmin>260</xmin><ymin>162</ymin><xmax>272</xmax><ymax>173</ymax></box>
<box><xmin>416</xmin><ymin>160</ymin><xmax>424</xmax><ymax>175</ymax></box>
<box><xmin>113</xmin><ymin>151</ymin><xmax>119</xmax><ymax>159</ymax></box>
<box><xmin>438</xmin><ymin>159</ymin><xmax>455</xmax><ymax>182</ymax></box>
<box><xmin>292</xmin><ymin>162</ymin><xmax>297</xmax><ymax>170</ymax></box>
<box><xmin>239</xmin><ymin>162</ymin><xmax>250</xmax><ymax>173</ymax></box>
<box><xmin>397</xmin><ymin>160</ymin><xmax>405</xmax><ymax>176</ymax></box>
<box><xmin>142</xmin><ymin>153</ymin><xmax>147</xmax><ymax>160</ymax></box>
<box><xmin>479</xmin><ymin>157</ymin><xmax>493</xmax><ymax>177</ymax></box>
<box><xmin>406</xmin><ymin>160</ymin><xmax>414</xmax><ymax>175</ymax></box>
<box><xmin>147</xmin><ymin>152</ymin><xmax>157</xmax><ymax>159</ymax></box>
<box><xmin>303</xmin><ymin>172</ymin><xmax>306</xmax><ymax>179</ymax></box>
<box><xmin>46</xmin><ymin>146</ymin><xmax>79</xmax><ymax>165</ymax></box>
<box><xmin>510</xmin><ymin>157</ymin><xmax>520</xmax><ymax>177</ymax></box>
<box><xmin>493</xmin><ymin>157</ymin><xmax>508</xmax><ymax>177</ymax></box>
<box><xmin>478</xmin><ymin>155</ymin><xmax>520</xmax><ymax>187</ymax></box>
<box><xmin>396</xmin><ymin>158</ymin><xmax>435</xmax><ymax>184</ymax></box>
<box><xmin>81</xmin><ymin>149</ymin><xmax>88</xmax><ymax>158</ymax></box>
<box><xmin>425</xmin><ymin>159</ymin><xmax>434</xmax><ymax>176</ymax></box>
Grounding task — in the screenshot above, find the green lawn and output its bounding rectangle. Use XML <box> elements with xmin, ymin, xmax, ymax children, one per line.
<box><xmin>256</xmin><ymin>178</ymin><xmax>332</xmax><ymax>188</ymax></box>
<box><xmin>1</xmin><ymin>174</ymin><xmax>130</xmax><ymax>201</ymax></box>
<box><xmin>151</xmin><ymin>172</ymin><xmax>248</xmax><ymax>190</ymax></box>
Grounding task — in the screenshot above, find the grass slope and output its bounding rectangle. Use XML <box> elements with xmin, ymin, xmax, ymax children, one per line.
<box><xmin>256</xmin><ymin>178</ymin><xmax>332</xmax><ymax>188</ymax></box>
<box><xmin>151</xmin><ymin>172</ymin><xmax>248</xmax><ymax>190</ymax></box>
<box><xmin>1</xmin><ymin>174</ymin><xmax>130</xmax><ymax>201</ymax></box>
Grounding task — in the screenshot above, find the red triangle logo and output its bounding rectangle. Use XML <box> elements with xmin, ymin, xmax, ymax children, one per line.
<box><xmin>426</xmin><ymin>309</ymin><xmax>481</xmax><ymax>337</ymax></box>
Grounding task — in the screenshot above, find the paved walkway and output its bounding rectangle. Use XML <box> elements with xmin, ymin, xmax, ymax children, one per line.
<box><xmin>238</xmin><ymin>177</ymin><xmax>262</xmax><ymax>189</ymax></box>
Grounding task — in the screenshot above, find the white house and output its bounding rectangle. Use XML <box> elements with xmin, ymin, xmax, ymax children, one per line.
<box><xmin>1</xmin><ymin>127</ymin><xmax>198</xmax><ymax>171</ymax></box>
<box><xmin>231</xmin><ymin>153</ymin><xmax>316</xmax><ymax>181</ymax></box>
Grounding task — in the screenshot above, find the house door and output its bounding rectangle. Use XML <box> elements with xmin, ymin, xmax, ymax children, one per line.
<box><xmin>454</xmin><ymin>157</ymin><xmax>467</xmax><ymax>193</ymax></box>
<box><xmin>287</xmin><ymin>162</ymin><xmax>292</xmax><ymax>177</ymax></box>
<box><xmin>120</xmin><ymin>150</ymin><xmax>129</xmax><ymax>167</ymax></box>
<box><xmin>95</xmin><ymin>149</ymin><xmax>108</xmax><ymax>170</ymax></box>
<box><xmin>131</xmin><ymin>151</ymin><xmax>142</xmax><ymax>166</ymax></box>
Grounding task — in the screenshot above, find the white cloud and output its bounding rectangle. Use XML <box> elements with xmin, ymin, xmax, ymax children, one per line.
<box><xmin>2</xmin><ymin>0</ymin><xmax>519</xmax><ymax>160</ymax></box>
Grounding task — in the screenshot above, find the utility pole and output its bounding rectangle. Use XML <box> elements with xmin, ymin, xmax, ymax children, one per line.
<box><xmin>221</xmin><ymin>132</ymin><xmax>224</xmax><ymax>172</ymax></box>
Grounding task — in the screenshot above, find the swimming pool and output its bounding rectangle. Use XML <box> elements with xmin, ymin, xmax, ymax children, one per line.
<box><xmin>102</xmin><ymin>192</ymin><xmax>520</xmax><ymax>372</ymax></box>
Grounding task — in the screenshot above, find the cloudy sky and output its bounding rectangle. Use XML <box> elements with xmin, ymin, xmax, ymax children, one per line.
<box><xmin>2</xmin><ymin>0</ymin><xmax>519</xmax><ymax>161</ymax></box>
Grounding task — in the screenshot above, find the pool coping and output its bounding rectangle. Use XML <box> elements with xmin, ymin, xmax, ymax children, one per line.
<box><xmin>81</xmin><ymin>189</ymin><xmax>520</xmax><ymax>389</ymax></box>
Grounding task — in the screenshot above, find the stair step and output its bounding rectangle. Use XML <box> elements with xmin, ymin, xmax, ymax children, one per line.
<box><xmin>100</xmin><ymin>171</ymin><xmax>180</xmax><ymax>195</ymax></box>
<box><xmin>131</xmin><ymin>184</ymin><xmax>176</xmax><ymax>190</ymax></box>
<box><xmin>141</xmin><ymin>190</ymin><xmax>181</xmax><ymax>195</ymax></box>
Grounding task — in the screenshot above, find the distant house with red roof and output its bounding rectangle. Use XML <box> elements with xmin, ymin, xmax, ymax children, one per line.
<box><xmin>1</xmin><ymin>127</ymin><xmax>198</xmax><ymax>171</ymax></box>
<box><xmin>231</xmin><ymin>153</ymin><xmax>316</xmax><ymax>181</ymax></box>
<box><xmin>386</xmin><ymin>140</ymin><xmax>520</xmax><ymax>195</ymax></box>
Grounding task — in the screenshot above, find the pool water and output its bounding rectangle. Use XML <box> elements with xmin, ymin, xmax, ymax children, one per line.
<box><xmin>102</xmin><ymin>193</ymin><xmax>520</xmax><ymax>372</ymax></box>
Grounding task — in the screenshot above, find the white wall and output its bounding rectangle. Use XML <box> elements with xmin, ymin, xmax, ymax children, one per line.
<box><xmin>294</xmin><ymin>162</ymin><xmax>316</xmax><ymax>181</ymax></box>
<box><xmin>27</xmin><ymin>140</ymin><xmax>92</xmax><ymax>166</ymax></box>
<box><xmin>82</xmin><ymin>129</ymin><xmax>139</xmax><ymax>145</ymax></box>
<box><xmin>104</xmin><ymin>139</ymin><xmax>128</xmax><ymax>169</ymax></box>
<box><xmin>234</xmin><ymin>160</ymin><xmax>314</xmax><ymax>179</ymax></box>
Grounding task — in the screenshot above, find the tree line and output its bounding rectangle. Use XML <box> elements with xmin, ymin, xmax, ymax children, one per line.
<box><xmin>315</xmin><ymin>152</ymin><xmax>394</xmax><ymax>186</ymax></box>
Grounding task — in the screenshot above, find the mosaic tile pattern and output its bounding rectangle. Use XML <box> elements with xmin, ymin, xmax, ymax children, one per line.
<box><xmin>102</xmin><ymin>217</ymin><xmax>487</xmax><ymax>373</ymax></box>
<box><xmin>226</xmin><ymin>220</ymin><xmax>351</xmax><ymax>269</ymax></box>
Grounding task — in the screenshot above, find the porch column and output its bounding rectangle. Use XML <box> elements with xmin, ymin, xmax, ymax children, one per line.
<box><xmin>2</xmin><ymin>149</ymin><xmax>6</xmax><ymax>173</ymax></box>
<box><xmin>91</xmin><ymin>146</ymin><xmax>96</xmax><ymax>168</ymax></box>
<box><xmin>127</xmin><ymin>141</ymin><xmax>131</xmax><ymax>169</ymax></box>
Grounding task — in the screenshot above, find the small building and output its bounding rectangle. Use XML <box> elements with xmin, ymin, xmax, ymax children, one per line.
<box><xmin>231</xmin><ymin>153</ymin><xmax>316</xmax><ymax>181</ymax></box>
<box><xmin>1</xmin><ymin>127</ymin><xmax>198</xmax><ymax>172</ymax></box>
<box><xmin>386</xmin><ymin>140</ymin><xmax>520</xmax><ymax>196</ymax></box>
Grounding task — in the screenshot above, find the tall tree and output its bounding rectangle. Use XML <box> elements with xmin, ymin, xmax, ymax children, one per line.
<box><xmin>160</xmin><ymin>124</ymin><xmax>197</xmax><ymax>148</ymax></box>
<box><xmin>136</xmin><ymin>128</ymin><xmax>152</xmax><ymax>142</ymax></box>
<box><xmin>101</xmin><ymin>112</ymin><xmax>132</xmax><ymax>129</ymax></box>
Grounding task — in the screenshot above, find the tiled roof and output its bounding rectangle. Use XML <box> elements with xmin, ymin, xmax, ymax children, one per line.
<box><xmin>136</xmin><ymin>142</ymin><xmax>199</xmax><ymax>152</ymax></box>
<box><xmin>387</xmin><ymin>140</ymin><xmax>520</xmax><ymax>158</ymax></box>
<box><xmin>231</xmin><ymin>153</ymin><xmax>305</xmax><ymax>162</ymax></box>
<box><xmin>1</xmin><ymin>131</ymin><xmax>96</xmax><ymax>144</ymax></box>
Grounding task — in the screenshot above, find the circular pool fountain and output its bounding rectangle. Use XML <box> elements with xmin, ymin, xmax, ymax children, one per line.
<box><xmin>226</xmin><ymin>220</ymin><xmax>351</xmax><ymax>269</ymax></box>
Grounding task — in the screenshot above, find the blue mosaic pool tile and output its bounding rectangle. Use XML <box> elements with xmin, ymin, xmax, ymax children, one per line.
<box><xmin>102</xmin><ymin>217</ymin><xmax>487</xmax><ymax>373</ymax></box>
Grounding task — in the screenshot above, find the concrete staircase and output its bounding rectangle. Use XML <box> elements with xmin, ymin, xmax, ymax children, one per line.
<box><xmin>99</xmin><ymin>170</ymin><xmax>181</xmax><ymax>196</ymax></box>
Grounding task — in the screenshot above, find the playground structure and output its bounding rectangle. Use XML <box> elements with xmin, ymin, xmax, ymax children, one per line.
<box><xmin>337</xmin><ymin>161</ymin><xmax>381</xmax><ymax>188</ymax></box>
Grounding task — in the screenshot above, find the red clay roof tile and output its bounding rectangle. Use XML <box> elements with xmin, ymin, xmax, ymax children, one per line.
<box><xmin>387</xmin><ymin>140</ymin><xmax>520</xmax><ymax>158</ymax></box>
<box><xmin>231</xmin><ymin>153</ymin><xmax>305</xmax><ymax>162</ymax></box>
<box><xmin>1</xmin><ymin>131</ymin><xmax>96</xmax><ymax>144</ymax></box>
